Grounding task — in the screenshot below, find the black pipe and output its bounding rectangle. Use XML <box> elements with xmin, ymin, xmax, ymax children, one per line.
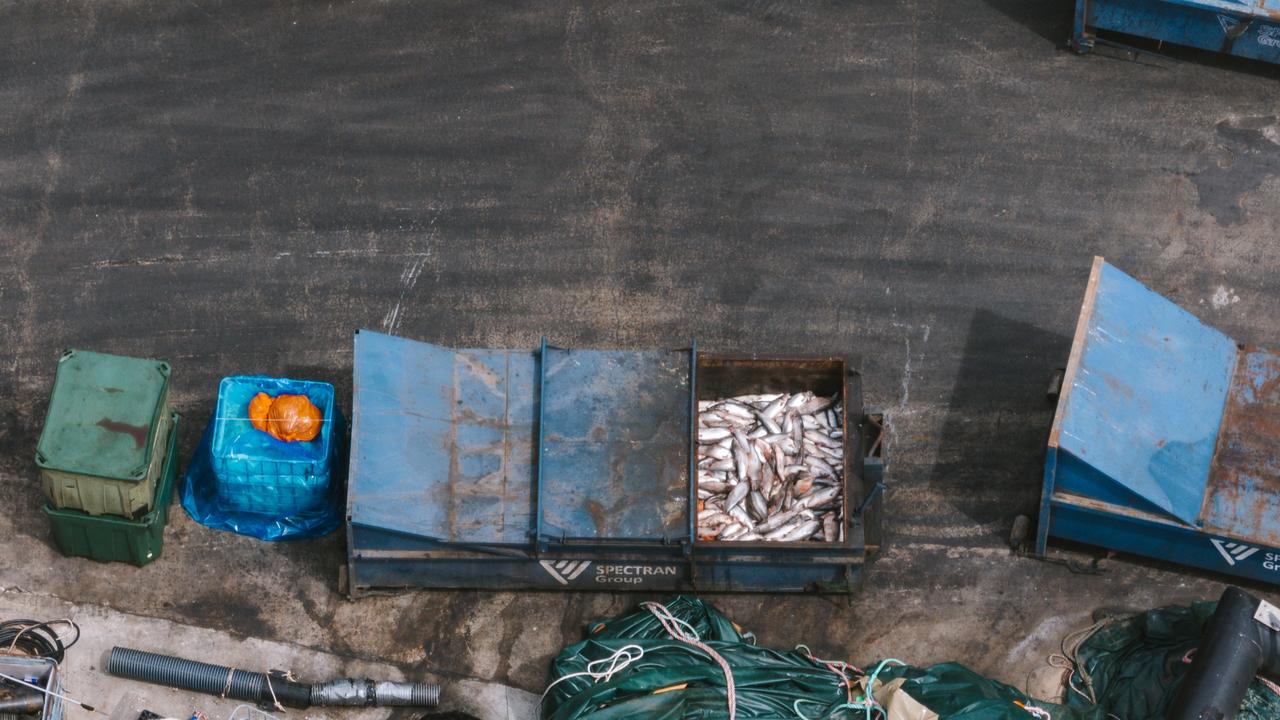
<box><xmin>1168</xmin><ymin>587</ymin><xmax>1280</xmax><ymax>720</ymax></box>
<box><xmin>0</xmin><ymin>690</ymin><xmax>43</xmax><ymax>714</ymax></box>
<box><xmin>107</xmin><ymin>647</ymin><xmax>439</xmax><ymax>709</ymax></box>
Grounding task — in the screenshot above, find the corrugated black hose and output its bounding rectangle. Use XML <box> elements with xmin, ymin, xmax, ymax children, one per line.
<box><xmin>107</xmin><ymin>647</ymin><xmax>440</xmax><ymax>709</ymax></box>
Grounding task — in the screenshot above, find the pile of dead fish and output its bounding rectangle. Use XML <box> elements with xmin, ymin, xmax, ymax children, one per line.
<box><xmin>696</xmin><ymin>391</ymin><xmax>844</xmax><ymax>542</ymax></box>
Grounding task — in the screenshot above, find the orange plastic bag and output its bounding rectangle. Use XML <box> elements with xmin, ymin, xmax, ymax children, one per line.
<box><xmin>248</xmin><ymin>392</ymin><xmax>322</xmax><ymax>442</ymax></box>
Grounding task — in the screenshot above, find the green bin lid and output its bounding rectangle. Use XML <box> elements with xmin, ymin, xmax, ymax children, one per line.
<box><xmin>36</xmin><ymin>349</ymin><xmax>171</xmax><ymax>482</ymax></box>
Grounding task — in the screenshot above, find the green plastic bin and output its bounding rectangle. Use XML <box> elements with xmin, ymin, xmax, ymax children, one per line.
<box><xmin>44</xmin><ymin>413</ymin><xmax>180</xmax><ymax>566</ymax></box>
<box><xmin>37</xmin><ymin>349</ymin><xmax>172</xmax><ymax>517</ymax></box>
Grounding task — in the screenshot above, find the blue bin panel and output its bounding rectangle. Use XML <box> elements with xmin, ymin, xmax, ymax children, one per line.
<box><xmin>1077</xmin><ymin>0</ymin><xmax>1280</xmax><ymax>65</ymax></box>
<box><xmin>348</xmin><ymin>331</ymin><xmax>536</xmax><ymax>546</ymax></box>
<box><xmin>1202</xmin><ymin>348</ymin><xmax>1280</xmax><ymax>546</ymax></box>
<box><xmin>538</xmin><ymin>347</ymin><xmax>691</xmax><ymax>544</ymax></box>
<box><xmin>1051</xmin><ymin>257</ymin><xmax>1235</xmax><ymax>525</ymax></box>
<box><xmin>1047</xmin><ymin>493</ymin><xmax>1280</xmax><ymax>585</ymax></box>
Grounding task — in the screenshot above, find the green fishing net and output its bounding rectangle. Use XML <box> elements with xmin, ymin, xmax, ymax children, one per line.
<box><xmin>543</xmin><ymin>596</ymin><xmax>1280</xmax><ymax>719</ymax></box>
<box><xmin>1064</xmin><ymin>601</ymin><xmax>1280</xmax><ymax>720</ymax></box>
<box><xmin>542</xmin><ymin>596</ymin><xmax>1077</xmax><ymax>719</ymax></box>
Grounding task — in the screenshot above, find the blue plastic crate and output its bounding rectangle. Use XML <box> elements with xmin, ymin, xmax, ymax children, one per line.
<box><xmin>211</xmin><ymin>376</ymin><xmax>336</xmax><ymax>515</ymax></box>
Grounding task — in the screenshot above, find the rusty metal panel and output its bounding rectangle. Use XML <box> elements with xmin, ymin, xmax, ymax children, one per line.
<box><xmin>348</xmin><ymin>331</ymin><xmax>536</xmax><ymax>546</ymax></box>
<box><xmin>1203</xmin><ymin>348</ymin><xmax>1280</xmax><ymax>546</ymax></box>
<box><xmin>537</xmin><ymin>347</ymin><xmax>692</xmax><ymax>544</ymax></box>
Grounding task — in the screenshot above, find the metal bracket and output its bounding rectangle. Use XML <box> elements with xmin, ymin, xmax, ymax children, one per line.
<box><xmin>855</xmin><ymin>481</ymin><xmax>885</xmax><ymax>517</ymax></box>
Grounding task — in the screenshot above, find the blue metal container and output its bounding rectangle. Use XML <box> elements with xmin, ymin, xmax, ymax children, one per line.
<box><xmin>345</xmin><ymin>331</ymin><xmax>884</xmax><ymax>595</ymax></box>
<box><xmin>1072</xmin><ymin>0</ymin><xmax>1280</xmax><ymax>65</ymax></box>
<box><xmin>1038</xmin><ymin>257</ymin><xmax>1280</xmax><ymax>584</ymax></box>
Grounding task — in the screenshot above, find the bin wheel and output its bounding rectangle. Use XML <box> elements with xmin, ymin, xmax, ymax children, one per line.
<box><xmin>1010</xmin><ymin>515</ymin><xmax>1031</xmax><ymax>551</ymax></box>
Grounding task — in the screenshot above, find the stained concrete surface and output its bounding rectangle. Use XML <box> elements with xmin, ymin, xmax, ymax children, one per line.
<box><xmin>0</xmin><ymin>590</ymin><xmax>540</xmax><ymax>720</ymax></box>
<box><xmin>3</xmin><ymin>0</ymin><xmax>1280</xmax><ymax>716</ymax></box>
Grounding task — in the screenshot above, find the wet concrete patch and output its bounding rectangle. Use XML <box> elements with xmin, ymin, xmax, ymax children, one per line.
<box><xmin>1190</xmin><ymin>116</ymin><xmax>1280</xmax><ymax>226</ymax></box>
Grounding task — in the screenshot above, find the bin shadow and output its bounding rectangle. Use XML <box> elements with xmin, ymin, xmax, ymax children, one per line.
<box><xmin>980</xmin><ymin>0</ymin><xmax>1076</xmax><ymax>47</ymax></box>
<box><xmin>924</xmin><ymin>309</ymin><xmax>1070</xmax><ymax>546</ymax></box>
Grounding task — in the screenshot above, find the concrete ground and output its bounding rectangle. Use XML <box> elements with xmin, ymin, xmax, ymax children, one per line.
<box><xmin>3</xmin><ymin>0</ymin><xmax>1280</xmax><ymax>718</ymax></box>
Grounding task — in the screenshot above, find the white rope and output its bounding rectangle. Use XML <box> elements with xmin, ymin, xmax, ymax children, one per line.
<box><xmin>263</xmin><ymin>673</ymin><xmax>285</xmax><ymax>712</ymax></box>
<box><xmin>538</xmin><ymin>643</ymin><xmax>646</xmax><ymax>710</ymax></box>
<box><xmin>221</xmin><ymin>667</ymin><xmax>236</xmax><ymax>698</ymax></box>
<box><xmin>1021</xmin><ymin>704</ymin><xmax>1052</xmax><ymax>719</ymax></box>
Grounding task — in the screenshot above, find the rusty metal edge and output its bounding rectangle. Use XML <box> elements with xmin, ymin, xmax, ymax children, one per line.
<box><xmin>1048</xmin><ymin>255</ymin><xmax>1105</xmax><ymax>449</ymax></box>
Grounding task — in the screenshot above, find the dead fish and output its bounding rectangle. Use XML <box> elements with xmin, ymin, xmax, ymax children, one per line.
<box><xmin>776</xmin><ymin>519</ymin><xmax>821</xmax><ymax>542</ymax></box>
<box><xmin>754</xmin><ymin>506</ymin><xmax>807</xmax><ymax>534</ymax></box>
<box><xmin>717</xmin><ymin>401</ymin><xmax>756</xmax><ymax>419</ymax></box>
<box><xmin>701</xmin><ymin>444</ymin><xmax>733</xmax><ymax>461</ymax></box>
<box><xmin>805</xmin><ymin>456</ymin><xmax>836</xmax><ymax>478</ymax></box>
<box><xmin>793</xmin><ymin>474</ymin><xmax>814</xmax><ymax>496</ymax></box>
<box><xmin>697</xmin><ymin>508</ymin><xmax>730</xmax><ymax>524</ymax></box>
<box><xmin>793</xmin><ymin>395</ymin><xmax>834</xmax><ymax>415</ymax></box>
<box><xmin>755</xmin><ymin>409</ymin><xmax>782</xmax><ymax>434</ymax></box>
<box><xmin>697</xmin><ymin>393</ymin><xmax>846</xmax><ymax>543</ymax></box>
<box><xmin>760</xmin><ymin>395</ymin><xmax>788</xmax><ymax>419</ymax></box>
<box><xmin>798</xmin><ymin>485</ymin><xmax>840</xmax><ymax>510</ymax></box>
<box><xmin>699</xmin><ymin>427</ymin><xmax>732</xmax><ymax>443</ymax></box>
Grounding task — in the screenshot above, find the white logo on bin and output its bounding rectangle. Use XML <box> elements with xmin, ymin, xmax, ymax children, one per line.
<box><xmin>1259</xmin><ymin>25</ymin><xmax>1280</xmax><ymax>48</ymax></box>
<box><xmin>1219</xmin><ymin>15</ymin><xmax>1241</xmax><ymax>36</ymax></box>
<box><xmin>540</xmin><ymin>560</ymin><xmax>592</xmax><ymax>585</ymax></box>
<box><xmin>1211</xmin><ymin>538</ymin><xmax>1259</xmax><ymax>566</ymax></box>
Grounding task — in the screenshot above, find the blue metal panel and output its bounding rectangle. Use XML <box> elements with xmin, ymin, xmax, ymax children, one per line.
<box><xmin>1046</xmin><ymin>495</ymin><xmax>1280</xmax><ymax>585</ymax></box>
<box><xmin>1052</xmin><ymin>258</ymin><xmax>1236</xmax><ymax>525</ymax></box>
<box><xmin>348</xmin><ymin>331</ymin><xmax>537</xmax><ymax>545</ymax></box>
<box><xmin>1074</xmin><ymin>0</ymin><xmax>1280</xmax><ymax>65</ymax></box>
<box><xmin>1202</xmin><ymin>348</ymin><xmax>1280</xmax><ymax>546</ymax></box>
<box><xmin>537</xmin><ymin>346</ymin><xmax>692</xmax><ymax>544</ymax></box>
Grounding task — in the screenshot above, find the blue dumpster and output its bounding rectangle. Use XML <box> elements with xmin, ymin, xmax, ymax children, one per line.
<box><xmin>344</xmin><ymin>331</ymin><xmax>884</xmax><ymax>595</ymax></box>
<box><xmin>1072</xmin><ymin>0</ymin><xmax>1280</xmax><ymax>64</ymax></box>
<box><xmin>1038</xmin><ymin>257</ymin><xmax>1280</xmax><ymax>584</ymax></box>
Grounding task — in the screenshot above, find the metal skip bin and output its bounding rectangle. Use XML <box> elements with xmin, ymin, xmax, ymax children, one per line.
<box><xmin>1038</xmin><ymin>257</ymin><xmax>1280</xmax><ymax>585</ymax></box>
<box><xmin>344</xmin><ymin>330</ymin><xmax>885</xmax><ymax>595</ymax></box>
<box><xmin>1071</xmin><ymin>0</ymin><xmax>1280</xmax><ymax>65</ymax></box>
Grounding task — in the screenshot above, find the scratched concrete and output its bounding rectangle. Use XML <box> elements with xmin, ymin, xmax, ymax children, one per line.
<box><xmin>3</xmin><ymin>0</ymin><xmax>1280</xmax><ymax>714</ymax></box>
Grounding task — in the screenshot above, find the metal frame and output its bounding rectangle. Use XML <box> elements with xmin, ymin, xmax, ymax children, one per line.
<box><xmin>345</xmin><ymin>332</ymin><xmax>885</xmax><ymax>595</ymax></box>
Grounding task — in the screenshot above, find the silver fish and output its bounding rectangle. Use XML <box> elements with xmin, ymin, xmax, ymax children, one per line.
<box><xmin>776</xmin><ymin>519</ymin><xmax>821</xmax><ymax>542</ymax></box>
<box><xmin>699</xmin><ymin>427</ymin><xmax>732</xmax><ymax>443</ymax></box>
<box><xmin>697</xmin><ymin>393</ymin><xmax>846</xmax><ymax>543</ymax></box>
<box><xmin>701</xmin><ymin>444</ymin><xmax>732</xmax><ymax>461</ymax></box>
